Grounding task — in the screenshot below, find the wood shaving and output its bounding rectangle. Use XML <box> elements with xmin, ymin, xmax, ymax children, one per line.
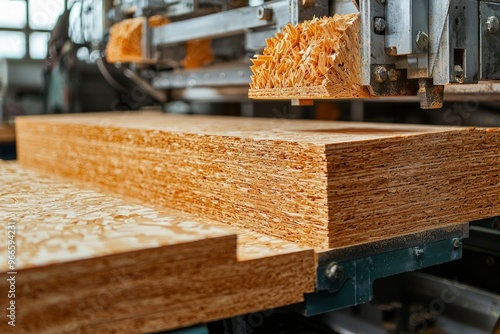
<box><xmin>249</xmin><ymin>13</ymin><xmax>371</xmax><ymax>99</ymax></box>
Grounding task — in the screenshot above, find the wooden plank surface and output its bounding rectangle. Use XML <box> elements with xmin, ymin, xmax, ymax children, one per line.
<box><xmin>16</xmin><ymin>112</ymin><xmax>500</xmax><ymax>249</ymax></box>
<box><xmin>0</xmin><ymin>123</ymin><xmax>15</xmax><ymax>143</ymax></box>
<box><xmin>0</xmin><ymin>161</ymin><xmax>315</xmax><ymax>333</ymax></box>
<box><xmin>249</xmin><ymin>14</ymin><xmax>370</xmax><ymax>100</ymax></box>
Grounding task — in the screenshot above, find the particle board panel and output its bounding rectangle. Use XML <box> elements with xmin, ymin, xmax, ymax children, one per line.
<box><xmin>0</xmin><ymin>162</ymin><xmax>315</xmax><ymax>333</ymax></box>
<box><xmin>16</xmin><ymin>112</ymin><xmax>500</xmax><ymax>249</ymax></box>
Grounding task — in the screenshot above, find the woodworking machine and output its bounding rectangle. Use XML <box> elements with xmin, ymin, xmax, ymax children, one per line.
<box><xmin>38</xmin><ymin>1</ymin><xmax>500</xmax><ymax>333</ymax></box>
<box><xmin>103</xmin><ymin>0</ymin><xmax>500</xmax><ymax>109</ymax></box>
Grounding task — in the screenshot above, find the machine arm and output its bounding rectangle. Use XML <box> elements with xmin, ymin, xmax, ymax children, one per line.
<box><xmin>107</xmin><ymin>0</ymin><xmax>500</xmax><ymax>109</ymax></box>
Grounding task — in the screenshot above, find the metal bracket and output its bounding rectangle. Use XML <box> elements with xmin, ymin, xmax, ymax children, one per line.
<box><xmin>298</xmin><ymin>223</ymin><xmax>468</xmax><ymax>316</ymax></box>
<box><xmin>160</xmin><ymin>325</ymin><xmax>209</xmax><ymax>334</ymax></box>
<box><xmin>429</xmin><ymin>0</ymin><xmax>452</xmax><ymax>82</ymax></box>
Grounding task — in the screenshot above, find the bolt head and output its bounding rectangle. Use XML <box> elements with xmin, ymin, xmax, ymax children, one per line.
<box><xmin>415</xmin><ymin>31</ymin><xmax>429</xmax><ymax>49</ymax></box>
<box><xmin>325</xmin><ymin>262</ymin><xmax>344</xmax><ymax>282</ymax></box>
<box><xmin>257</xmin><ymin>7</ymin><xmax>273</xmax><ymax>21</ymax></box>
<box><xmin>385</xmin><ymin>46</ymin><xmax>397</xmax><ymax>56</ymax></box>
<box><xmin>388</xmin><ymin>69</ymin><xmax>400</xmax><ymax>81</ymax></box>
<box><xmin>374</xmin><ymin>17</ymin><xmax>386</xmax><ymax>33</ymax></box>
<box><xmin>374</xmin><ymin>66</ymin><xmax>388</xmax><ymax>83</ymax></box>
<box><xmin>486</xmin><ymin>16</ymin><xmax>499</xmax><ymax>34</ymax></box>
<box><xmin>413</xmin><ymin>247</ymin><xmax>424</xmax><ymax>257</ymax></box>
<box><xmin>454</xmin><ymin>65</ymin><xmax>464</xmax><ymax>83</ymax></box>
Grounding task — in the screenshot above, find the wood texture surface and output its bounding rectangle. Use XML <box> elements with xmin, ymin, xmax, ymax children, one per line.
<box><xmin>0</xmin><ymin>123</ymin><xmax>15</xmax><ymax>143</ymax></box>
<box><xmin>0</xmin><ymin>161</ymin><xmax>315</xmax><ymax>333</ymax></box>
<box><xmin>16</xmin><ymin>112</ymin><xmax>500</xmax><ymax>249</ymax></box>
<box><xmin>106</xmin><ymin>15</ymin><xmax>213</xmax><ymax>68</ymax></box>
<box><xmin>106</xmin><ymin>15</ymin><xmax>169</xmax><ymax>63</ymax></box>
<box><xmin>249</xmin><ymin>14</ymin><xmax>370</xmax><ymax>100</ymax></box>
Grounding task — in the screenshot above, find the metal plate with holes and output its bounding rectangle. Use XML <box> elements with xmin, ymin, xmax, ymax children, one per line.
<box><xmin>480</xmin><ymin>1</ymin><xmax>500</xmax><ymax>80</ymax></box>
<box><xmin>448</xmin><ymin>0</ymin><xmax>479</xmax><ymax>83</ymax></box>
<box><xmin>361</xmin><ymin>0</ymin><xmax>395</xmax><ymax>86</ymax></box>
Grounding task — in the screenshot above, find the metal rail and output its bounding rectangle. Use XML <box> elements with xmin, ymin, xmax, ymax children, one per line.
<box><xmin>152</xmin><ymin>1</ymin><xmax>289</xmax><ymax>46</ymax></box>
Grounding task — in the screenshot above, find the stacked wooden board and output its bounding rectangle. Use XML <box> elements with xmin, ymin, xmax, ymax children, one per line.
<box><xmin>16</xmin><ymin>112</ymin><xmax>500</xmax><ymax>249</ymax></box>
<box><xmin>0</xmin><ymin>161</ymin><xmax>315</xmax><ymax>333</ymax></box>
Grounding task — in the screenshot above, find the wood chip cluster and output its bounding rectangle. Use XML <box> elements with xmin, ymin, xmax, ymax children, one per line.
<box><xmin>106</xmin><ymin>15</ymin><xmax>213</xmax><ymax>68</ymax></box>
<box><xmin>249</xmin><ymin>13</ymin><xmax>370</xmax><ymax>99</ymax></box>
<box><xmin>183</xmin><ymin>38</ymin><xmax>214</xmax><ymax>69</ymax></box>
<box><xmin>106</xmin><ymin>15</ymin><xmax>170</xmax><ymax>63</ymax></box>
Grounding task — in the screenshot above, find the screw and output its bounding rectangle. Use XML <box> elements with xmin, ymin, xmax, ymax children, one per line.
<box><xmin>385</xmin><ymin>46</ymin><xmax>397</xmax><ymax>56</ymax></box>
<box><xmin>388</xmin><ymin>68</ymin><xmax>400</xmax><ymax>81</ymax></box>
<box><xmin>325</xmin><ymin>262</ymin><xmax>344</xmax><ymax>282</ymax></box>
<box><xmin>257</xmin><ymin>6</ymin><xmax>273</xmax><ymax>21</ymax></box>
<box><xmin>415</xmin><ymin>31</ymin><xmax>429</xmax><ymax>49</ymax></box>
<box><xmin>374</xmin><ymin>66</ymin><xmax>388</xmax><ymax>83</ymax></box>
<box><xmin>486</xmin><ymin>16</ymin><xmax>499</xmax><ymax>34</ymax></box>
<box><xmin>374</xmin><ymin>17</ymin><xmax>386</xmax><ymax>33</ymax></box>
<box><xmin>453</xmin><ymin>238</ymin><xmax>461</xmax><ymax>249</ymax></box>
<box><xmin>413</xmin><ymin>247</ymin><xmax>424</xmax><ymax>257</ymax></box>
<box><xmin>454</xmin><ymin>65</ymin><xmax>464</xmax><ymax>83</ymax></box>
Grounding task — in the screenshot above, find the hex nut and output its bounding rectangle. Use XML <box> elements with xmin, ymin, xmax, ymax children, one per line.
<box><xmin>415</xmin><ymin>31</ymin><xmax>429</xmax><ymax>49</ymax></box>
<box><xmin>374</xmin><ymin>17</ymin><xmax>386</xmax><ymax>33</ymax></box>
<box><xmin>257</xmin><ymin>6</ymin><xmax>273</xmax><ymax>21</ymax></box>
<box><xmin>486</xmin><ymin>16</ymin><xmax>499</xmax><ymax>34</ymax></box>
<box><xmin>374</xmin><ymin>66</ymin><xmax>388</xmax><ymax>83</ymax></box>
<box><xmin>388</xmin><ymin>68</ymin><xmax>400</xmax><ymax>81</ymax></box>
<box><xmin>385</xmin><ymin>46</ymin><xmax>397</xmax><ymax>56</ymax></box>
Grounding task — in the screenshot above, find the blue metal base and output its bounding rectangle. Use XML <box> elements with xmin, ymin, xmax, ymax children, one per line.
<box><xmin>303</xmin><ymin>237</ymin><xmax>463</xmax><ymax>316</ymax></box>
<box><xmin>161</xmin><ymin>325</ymin><xmax>209</xmax><ymax>334</ymax></box>
<box><xmin>161</xmin><ymin>224</ymin><xmax>469</xmax><ymax>332</ymax></box>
